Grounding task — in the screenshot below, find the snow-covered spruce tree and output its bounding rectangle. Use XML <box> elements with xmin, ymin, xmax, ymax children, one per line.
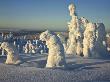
<box><xmin>40</xmin><ymin>30</ymin><xmax>66</xmax><ymax>68</ymax></box>
<box><xmin>80</xmin><ymin>17</ymin><xmax>108</xmax><ymax>58</ymax></box>
<box><xmin>57</xmin><ymin>33</ymin><xmax>67</xmax><ymax>53</ymax></box>
<box><xmin>0</xmin><ymin>42</ymin><xmax>22</xmax><ymax>64</ymax></box>
<box><xmin>66</xmin><ymin>3</ymin><xmax>83</xmax><ymax>56</ymax></box>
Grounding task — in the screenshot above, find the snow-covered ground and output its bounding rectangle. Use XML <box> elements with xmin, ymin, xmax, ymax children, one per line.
<box><xmin>0</xmin><ymin>54</ymin><xmax>110</xmax><ymax>82</ymax></box>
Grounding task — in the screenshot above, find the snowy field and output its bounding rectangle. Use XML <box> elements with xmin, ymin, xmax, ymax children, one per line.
<box><xmin>0</xmin><ymin>54</ymin><xmax>110</xmax><ymax>82</ymax></box>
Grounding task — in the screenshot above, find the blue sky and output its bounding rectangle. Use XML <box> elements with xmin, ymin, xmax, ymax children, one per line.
<box><xmin>0</xmin><ymin>0</ymin><xmax>110</xmax><ymax>31</ymax></box>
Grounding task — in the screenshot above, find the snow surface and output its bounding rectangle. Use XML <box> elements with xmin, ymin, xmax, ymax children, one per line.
<box><xmin>0</xmin><ymin>54</ymin><xmax>110</xmax><ymax>82</ymax></box>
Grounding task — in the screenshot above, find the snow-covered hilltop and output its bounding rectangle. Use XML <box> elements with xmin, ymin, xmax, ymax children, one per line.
<box><xmin>0</xmin><ymin>2</ymin><xmax>110</xmax><ymax>82</ymax></box>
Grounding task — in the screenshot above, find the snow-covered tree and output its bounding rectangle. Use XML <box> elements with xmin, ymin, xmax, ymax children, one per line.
<box><xmin>0</xmin><ymin>42</ymin><xmax>21</xmax><ymax>64</ymax></box>
<box><xmin>66</xmin><ymin>3</ymin><xmax>83</xmax><ymax>56</ymax></box>
<box><xmin>80</xmin><ymin>17</ymin><xmax>108</xmax><ymax>58</ymax></box>
<box><xmin>40</xmin><ymin>30</ymin><xmax>66</xmax><ymax>68</ymax></box>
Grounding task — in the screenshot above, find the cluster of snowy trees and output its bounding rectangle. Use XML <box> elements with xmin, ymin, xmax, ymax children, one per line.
<box><xmin>0</xmin><ymin>3</ymin><xmax>109</xmax><ymax>68</ymax></box>
<box><xmin>66</xmin><ymin>3</ymin><xmax>108</xmax><ymax>58</ymax></box>
<box><xmin>0</xmin><ymin>33</ymin><xmax>48</xmax><ymax>55</ymax></box>
<box><xmin>38</xmin><ymin>3</ymin><xmax>109</xmax><ymax>68</ymax></box>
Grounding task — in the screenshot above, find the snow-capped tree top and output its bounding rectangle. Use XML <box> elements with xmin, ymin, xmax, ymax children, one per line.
<box><xmin>68</xmin><ymin>3</ymin><xmax>76</xmax><ymax>16</ymax></box>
